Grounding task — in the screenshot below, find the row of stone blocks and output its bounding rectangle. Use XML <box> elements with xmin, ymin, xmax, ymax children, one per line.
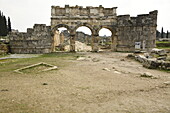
<box><xmin>135</xmin><ymin>55</ymin><xmax>170</xmax><ymax>70</ymax></box>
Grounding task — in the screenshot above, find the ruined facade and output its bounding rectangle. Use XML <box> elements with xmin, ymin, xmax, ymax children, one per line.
<box><xmin>51</xmin><ymin>5</ymin><xmax>117</xmax><ymax>52</ymax></box>
<box><xmin>117</xmin><ymin>11</ymin><xmax>157</xmax><ymax>51</ymax></box>
<box><xmin>9</xmin><ymin>24</ymin><xmax>52</xmax><ymax>54</ymax></box>
<box><xmin>9</xmin><ymin>5</ymin><xmax>158</xmax><ymax>53</ymax></box>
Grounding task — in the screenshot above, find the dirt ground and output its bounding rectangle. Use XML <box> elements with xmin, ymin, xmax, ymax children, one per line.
<box><xmin>0</xmin><ymin>52</ymin><xmax>170</xmax><ymax>113</ymax></box>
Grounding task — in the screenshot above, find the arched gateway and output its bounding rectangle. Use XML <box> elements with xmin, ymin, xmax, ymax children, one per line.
<box><xmin>51</xmin><ymin>5</ymin><xmax>117</xmax><ymax>52</ymax></box>
<box><xmin>9</xmin><ymin>5</ymin><xmax>157</xmax><ymax>54</ymax></box>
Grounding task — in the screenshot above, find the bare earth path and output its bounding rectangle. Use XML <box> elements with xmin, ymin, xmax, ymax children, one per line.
<box><xmin>0</xmin><ymin>52</ymin><xmax>170</xmax><ymax>113</ymax></box>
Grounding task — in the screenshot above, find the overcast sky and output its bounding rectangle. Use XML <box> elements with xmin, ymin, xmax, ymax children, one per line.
<box><xmin>0</xmin><ymin>0</ymin><xmax>170</xmax><ymax>34</ymax></box>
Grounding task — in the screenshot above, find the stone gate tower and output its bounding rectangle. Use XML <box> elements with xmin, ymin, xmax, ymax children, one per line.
<box><xmin>51</xmin><ymin>5</ymin><xmax>118</xmax><ymax>52</ymax></box>
<box><xmin>51</xmin><ymin>5</ymin><xmax>157</xmax><ymax>52</ymax></box>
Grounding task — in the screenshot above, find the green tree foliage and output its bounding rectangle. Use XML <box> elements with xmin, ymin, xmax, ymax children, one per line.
<box><xmin>161</xmin><ymin>27</ymin><xmax>164</xmax><ymax>38</ymax></box>
<box><xmin>167</xmin><ymin>30</ymin><xmax>169</xmax><ymax>38</ymax></box>
<box><xmin>0</xmin><ymin>11</ymin><xmax>3</xmax><ymax>36</ymax></box>
<box><xmin>156</xmin><ymin>30</ymin><xmax>161</xmax><ymax>38</ymax></box>
<box><xmin>8</xmin><ymin>17</ymin><xmax>12</xmax><ymax>33</ymax></box>
<box><xmin>0</xmin><ymin>10</ymin><xmax>11</xmax><ymax>36</ymax></box>
<box><xmin>2</xmin><ymin>16</ymin><xmax>7</xmax><ymax>36</ymax></box>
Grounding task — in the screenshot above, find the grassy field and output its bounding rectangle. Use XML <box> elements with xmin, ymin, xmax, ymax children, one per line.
<box><xmin>156</xmin><ymin>41</ymin><xmax>170</xmax><ymax>44</ymax></box>
<box><xmin>0</xmin><ymin>53</ymin><xmax>79</xmax><ymax>76</ymax></box>
<box><xmin>156</xmin><ymin>41</ymin><xmax>170</xmax><ymax>49</ymax></box>
<box><xmin>156</xmin><ymin>41</ymin><xmax>170</xmax><ymax>52</ymax></box>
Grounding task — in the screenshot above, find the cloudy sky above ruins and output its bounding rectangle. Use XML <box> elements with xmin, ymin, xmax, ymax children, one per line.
<box><xmin>0</xmin><ymin>0</ymin><xmax>170</xmax><ymax>34</ymax></box>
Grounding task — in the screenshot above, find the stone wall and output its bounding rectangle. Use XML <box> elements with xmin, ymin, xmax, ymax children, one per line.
<box><xmin>9</xmin><ymin>24</ymin><xmax>52</xmax><ymax>54</ymax></box>
<box><xmin>117</xmin><ymin>11</ymin><xmax>158</xmax><ymax>52</ymax></box>
<box><xmin>0</xmin><ymin>43</ymin><xmax>9</xmax><ymax>55</ymax></box>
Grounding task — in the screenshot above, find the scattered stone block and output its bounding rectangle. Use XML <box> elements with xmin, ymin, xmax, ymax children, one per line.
<box><xmin>127</xmin><ymin>54</ymin><xmax>135</xmax><ymax>58</ymax></box>
<box><xmin>1</xmin><ymin>89</ymin><xmax>8</xmax><ymax>92</ymax></box>
<box><xmin>114</xmin><ymin>71</ymin><xmax>121</xmax><ymax>74</ymax></box>
<box><xmin>151</xmin><ymin>48</ymin><xmax>167</xmax><ymax>56</ymax></box>
<box><xmin>42</xmin><ymin>83</ymin><xmax>48</xmax><ymax>85</ymax></box>
<box><xmin>120</xmin><ymin>59</ymin><xmax>125</xmax><ymax>61</ymax></box>
<box><xmin>133</xmin><ymin>54</ymin><xmax>170</xmax><ymax>70</ymax></box>
<box><xmin>103</xmin><ymin>68</ymin><xmax>110</xmax><ymax>71</ymax></box>
<box><xmin>144</xmin><ymin>53</ymin><xmax>150</xmax><ymax>58</ymax></box>
<box><xmin>77</xmin><ymin>57</ymin><xmax>86</xmax><ymax>61</ymax></box>
<box><xmin>140</xmin><ymin>72</ymin><xmax>158</xmax><ymax>79</ymax></box>
<box><xmin>140</xmin><ymin>72</ymin><xmax>153</xmax><ymax>78</ymax></box>
<box><xmin>164</xmin><ymin>81</ymin><xmax>170</xmax><ymax>85</ymax></box>
<box><xmin>92</xmin><ymin>58</ymin><xmax>100</xmax><ymax>62</ymax></box>
<box><xmin>157</xmin><ymin>56</ymin><xmax>166</xmax><ymax>60</ymax></box>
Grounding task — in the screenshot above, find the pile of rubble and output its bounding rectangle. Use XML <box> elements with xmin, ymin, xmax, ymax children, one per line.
<box><xmin>65</xmin><ymin>41</ymin><xmax>92</xmax><ymax>52</ymax></box>
<box><xmin>0</xmin><ymin>43</ymin><xmax>9</xmax><ymax>55</ymax></box>
<box><xmin>128</xmin><ymin>48</ymin><xmax>170</xmax><ymax>70</ymax></box>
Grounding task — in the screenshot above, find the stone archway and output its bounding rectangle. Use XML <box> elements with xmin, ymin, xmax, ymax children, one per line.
<box><xmin>73</xmin><ymin>23</ymin><xmax>97</xmax><ymax>52</ymax></box>
<box><xmin>97</xmin><ymin>26</ymin><xmax>117</xmax><ymax>51</ymax></box>
<box><xmin>51</xmin><ymin>24</ymin><xmax>72</xmax><ymax>52</ymax></box>
<box><xmin>51</xmin><ymin>5</ymin><xmax>117</xmax><ymax>52</ymax></box>
<box><xmin>51</xmin><ymin>5</ymin><xmax>157</xmax><ymax>52</ymax></box>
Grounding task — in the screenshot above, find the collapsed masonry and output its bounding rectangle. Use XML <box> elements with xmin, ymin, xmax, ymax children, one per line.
<box><xmin>129</xmin><ymin>49</ymin><xmax>170</xmax><ymax>70</ymax></box>
<box><xmin>9</xmin><ymin>5</ymin><xmax>158</xmax><ymax>54</ymax></box>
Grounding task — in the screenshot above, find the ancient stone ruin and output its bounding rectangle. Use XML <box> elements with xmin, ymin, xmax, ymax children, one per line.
<box><xmin>9</xmin><ymin>24</ymin><xmax>52</xmax><ymax>54</ymax></box>
<box><xmin>9</xmin><ymin>5</ymin><xmax>158</xmax><ymax>53</ymax></box>
<box><xmin>128</xmin><ymin>48</ymin><xmax>170</xmax><ymax>70</ymax></box>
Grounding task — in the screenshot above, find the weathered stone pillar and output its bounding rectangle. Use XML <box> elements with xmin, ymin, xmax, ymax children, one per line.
<box><xmin>111</xmin><ymin>33</ymin><xmax>117</xmax><ymax>51</ymax></box>
<box><xmin>70</xmin><ymin>34</ymin><xmax>76</xmax><ymax>52</ymax></box>
<box><xmin>142</xmin><ymin>40</ymin><xmax>146</xmax><ymax>50</ymax></box>
<box><xmin>51</xmin><ymin>30</ymin><xmax>57</xmax><ymax>52</ymax></box>
<box><xmin>92</xmin><ymin>34</ymin><xmax>99</xmax><ymax>52</ymax></box>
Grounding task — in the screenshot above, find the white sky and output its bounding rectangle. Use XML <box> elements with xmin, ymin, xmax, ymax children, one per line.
<box><xmin>0</xmin><ymin>0</ymin><xmax>170</xmax><ymax>35</ymax></box>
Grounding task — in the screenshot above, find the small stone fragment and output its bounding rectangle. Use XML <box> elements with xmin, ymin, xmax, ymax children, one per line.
<box><xmin>164</xmin><ymin>81</ymin><xmax>170</xmax><ymax>85</ymax></box>
<box><xmin>120</xmin><ymin>59</ymin><xmax>125</xmax><ymax>61</ymax></box>
<box><xmin>103</xmin><ymin>68</ymin><xmax>110</xmax><ymax>71</ymax></box>
<box><xmin>127</xmin><ymin>54</ymin><xmax>134</xmax><ymax>58</ymax></box>
<box><xmin>1</xmin><ymin>89</ymin><xmax>8</xmax><ymax>92</ymax></box>
<box><xmin>92</xmin><ymin>58</ymin><xmax>100</xmax><ymax>62</ymax></box>
<box><xmin>140</xmin><ymin>72</ymin><xmax>159</xmax><ymax>79</ymax></box>
<box><xmin>77</xmin><ymin>57</ymin><xmax>86</xmax><ymax>61</ymax></box>
<box><xmin>42</xmin><ymin>83</ymin><xmax>48</xmax><ymax>85</ymax></box>
<box><xmin>157</xmin><ymin>56</ymin><xmax>166</xmax><ymax>60</ymax></box>
<box><xmin>140</xmin><ymin>72</ymin><xmax>153</xmax><ymax>78</ymax></box>
<box><xmin>114</xmin><ymin>71</ymin><xmax>121</xmax><ymax>74</ymax></box>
